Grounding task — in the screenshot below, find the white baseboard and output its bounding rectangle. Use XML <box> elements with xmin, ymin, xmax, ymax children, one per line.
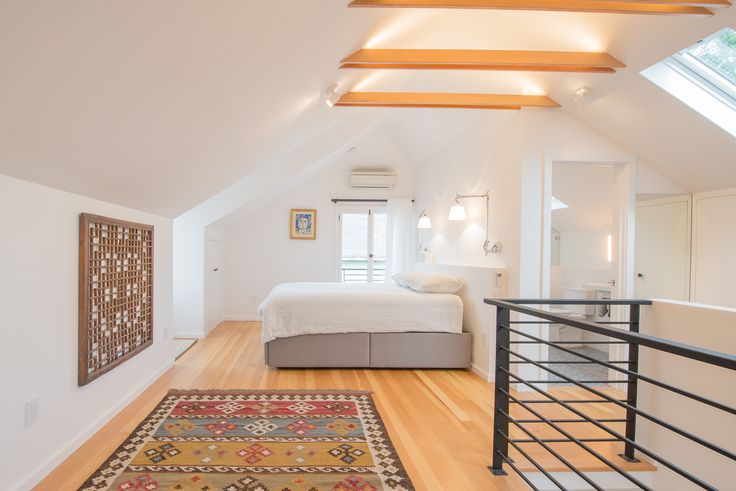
<box><xmin>16</xmin><ymin>360</ymin><xmax>174</xmax><ymax>491</ymax></box>
<box><xmin>225</xmin><ymin>315</ymin><xmax>261</xmax><ymax>321</ymax></box>
<box><xmin>471</xmin><ymin>363</ymin><xmax>492</xmax><ymax>382</ymax></box>
<box><xmin>173</xmin><ymin>331</ymin><xmax>205</xmax><ymax>339</ymax></box>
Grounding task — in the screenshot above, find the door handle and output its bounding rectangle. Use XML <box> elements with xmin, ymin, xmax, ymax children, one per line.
<box><xmin>213</xmin><ymin>268</ymin><xmax>219</xmax><ymax>272</ymax></box>
<box><xmin>637</xmin><ymin>273</ymin><xmax>645</xmax><ymax>278</ymax></box>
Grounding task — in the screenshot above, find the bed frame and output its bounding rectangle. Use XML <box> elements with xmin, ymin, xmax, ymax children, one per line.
<box><xmin>265</xmin><ymin>332</ymin><xmax>472</xmax><ymax>369</ymax></box>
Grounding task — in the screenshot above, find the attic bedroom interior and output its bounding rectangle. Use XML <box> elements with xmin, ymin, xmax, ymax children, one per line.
<box><xmin>2</xmin><ymin>1</ymin><xmax>735</xmax><ymax>490</ymax></box>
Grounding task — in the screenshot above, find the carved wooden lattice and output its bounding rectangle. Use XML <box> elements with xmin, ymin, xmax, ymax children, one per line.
<box><xmin>78</xmin><ymin>214</ymin><xmax>154</xmax><ymax>386</ymax></box>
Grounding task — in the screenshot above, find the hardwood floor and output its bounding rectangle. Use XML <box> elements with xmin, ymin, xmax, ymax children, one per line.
<box><xmin>35</xmin><ymin>321</ymin><xmax>648</xmax><ymax>490</ymax></box>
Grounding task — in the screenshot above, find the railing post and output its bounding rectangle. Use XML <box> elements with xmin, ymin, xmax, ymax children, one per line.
<box><xmin>621</xmin><ymin>304</ymin><xmax>641</xmax><ymax>462</ymax></box>
<box><xmin>490</xmin><ymin>306</ymin><xmax>510</xmax><ymax>475</ymax></box>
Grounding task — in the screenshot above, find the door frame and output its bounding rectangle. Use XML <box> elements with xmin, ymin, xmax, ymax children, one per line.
<box><xmin>334</xmin><ymin>203</ymin><xmax>387</xmax><ymax>283</ymax></box>
<box><xmin>635</xmin><ymin>194</ymin><xmax>693</xmax><ymax>301</ymax></box>
<box><xmin>540</xmin><ymin>155</ymin><xmax>636</xmax><ymax>389</ymax></box>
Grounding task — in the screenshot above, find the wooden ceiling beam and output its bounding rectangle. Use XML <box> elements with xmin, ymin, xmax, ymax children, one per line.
<box><xmin>334</xmin><ymin>92</ymin><xmax>561</xmax><ymax>109</ymax></box>
<box><xmin>341</xmin><ymin>49</ymin><xmax>625</xmax><ymax>72</ymax></box>
<box><xmin>348</xmin><ymin>0</ymin><xmax>721</xmax><ymax>15</ymax></box>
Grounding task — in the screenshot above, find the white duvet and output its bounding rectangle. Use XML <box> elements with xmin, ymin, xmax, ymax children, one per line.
<box><xmin>258</xmin><ymin>282</ymin><xmax>463</xmax><ymax>343</ymax></box>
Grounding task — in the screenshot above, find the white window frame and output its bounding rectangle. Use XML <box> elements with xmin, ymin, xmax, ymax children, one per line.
<box><xmin>667</xmin><ymin>52</ymin><xmax>736</xmax><ymax>112</ymax></box>
<box><xmin>334</xmin><ymin>204</ymin><xmax>387</xmax><ymax>283</ymax></box>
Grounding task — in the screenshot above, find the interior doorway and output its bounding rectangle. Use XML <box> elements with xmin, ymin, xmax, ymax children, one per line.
<box><xmin>547</xmin><ymin>162</ymin><xmax>618</xmax><ymax>378</ymax></box>
<box><xmin>541</xmin><ymin>157</ymin><xmax>636</xmax><ymax>387</ymax></box>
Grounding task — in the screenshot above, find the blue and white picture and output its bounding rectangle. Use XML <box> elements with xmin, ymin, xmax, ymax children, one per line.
<box><xmin>290</xmin><ymin>209</ymin><xmax>317</xmax><ymax>240</ymax></box>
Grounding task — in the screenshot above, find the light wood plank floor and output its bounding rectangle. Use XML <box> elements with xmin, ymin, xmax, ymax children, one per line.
<box><xmin>36</xmin><ymin>321</ymin><xmax>649</xmax><ymax>490</ymax></box>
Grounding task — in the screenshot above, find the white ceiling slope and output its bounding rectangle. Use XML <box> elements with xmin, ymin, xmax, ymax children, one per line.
<box><xmin>0</xmin><ymin>1</ymin><xmax>734</xmax><ymax>217</ymax></box>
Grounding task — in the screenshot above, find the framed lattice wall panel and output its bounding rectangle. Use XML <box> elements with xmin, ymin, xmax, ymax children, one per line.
<box><xmin>78</xmin><ymin>214</ymin><xmax>154</xmax><ymax>386</ymax></box>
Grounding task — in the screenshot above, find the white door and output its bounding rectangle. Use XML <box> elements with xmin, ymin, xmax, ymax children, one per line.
<box><xmin>634</xmin><ymin>197</ymin><xmax>691</xmax><ymax>301</ymax></box>
<box><xmin>205</xmin><ymin>239</ymin><xmax>224</xmax><ymax>332</ymax></box>
<box><xmin>337</xmin><ymin>207</ymin><xmax>387</xmax><ymax>283</ymax></box>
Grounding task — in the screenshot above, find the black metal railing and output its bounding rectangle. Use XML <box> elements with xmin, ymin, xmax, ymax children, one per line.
<box><xmin>485</xmin><ymin>298</ymin><xmax>736</xmax><ymax>491</ymax></box>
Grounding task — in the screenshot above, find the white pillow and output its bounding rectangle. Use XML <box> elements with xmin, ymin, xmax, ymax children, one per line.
<box><xmin>392</xmin><ymin>272</ymin><xmax>423</xmax><ymax>288</ymax></box>
<box><xmin>406</xmin><ymin>273</ymin><xmax>465</xmax><ymax>294</ymax></box>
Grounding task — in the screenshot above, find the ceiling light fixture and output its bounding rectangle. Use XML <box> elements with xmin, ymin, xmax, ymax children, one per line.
<box><xmin>574</xmin><ymin>85</ymin><xmax>594</xmax><ymax>105</ymax></box>
<box><xmin>325</xmin><ymin>84</ymin><xmax>340</xmax><ymax>107</ymax></box>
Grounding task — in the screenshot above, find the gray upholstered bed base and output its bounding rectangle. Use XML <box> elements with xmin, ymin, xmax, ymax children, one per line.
<box><xmin>264</xmin><ymin>332</ymin><xmax>472</xmax><ymax>369</ymax></box>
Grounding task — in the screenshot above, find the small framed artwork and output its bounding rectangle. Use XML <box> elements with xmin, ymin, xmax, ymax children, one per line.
<box><xmin>290</xmin><ymin>209</ymin><xmax>317</xmax><ymax>240</ymax></box>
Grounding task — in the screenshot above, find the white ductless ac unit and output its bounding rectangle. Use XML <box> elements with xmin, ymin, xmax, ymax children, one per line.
<box><xmin>350</xmin><ymin>171</ymin><xmax>397</xmax><ymax>190</ymax></box>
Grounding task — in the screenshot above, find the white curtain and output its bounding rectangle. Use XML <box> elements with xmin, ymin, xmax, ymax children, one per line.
<box><xmin>384</xmin><ymin>198</ymin><xmax>414</xmax><ymax>282</ymax></box>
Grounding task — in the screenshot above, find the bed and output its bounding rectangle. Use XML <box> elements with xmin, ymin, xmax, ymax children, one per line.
<box><xmin>258</xmin><ymin>282</ymin><xmax>472</xmax><ymax>368</ymax></box>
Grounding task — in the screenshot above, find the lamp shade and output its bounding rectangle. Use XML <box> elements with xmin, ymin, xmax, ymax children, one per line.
<box><xmin>417</xmin><ymin>215</ymin><xmax>432</xmax><ymax>229</ymax></box>
<box><xmin>448</xmin><ymin>204</ymin><xmax>467</xmax><ymax>221</ymax></box>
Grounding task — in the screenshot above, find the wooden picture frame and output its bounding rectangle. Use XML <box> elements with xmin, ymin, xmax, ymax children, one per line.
<box><xmin>78</xmin><ymin>213</ymin><xmax>154</xmax><ymax>386</ymax></box>
<box><xmin>290</xmin><ymin>209</ymin><xmax>317</xmax><ymax>240</ymax></box>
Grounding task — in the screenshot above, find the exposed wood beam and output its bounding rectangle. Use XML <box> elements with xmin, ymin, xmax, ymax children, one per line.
<box><xmin>348</xmin><ymin>0</ymin><xmax>722</xmax><ymax>15</ymax></box>
<box><xmin>341</xmin><ymin>49</ymin><xmax>625</xmax><ymax>73</ymax></box>
<box><xmin>334</xmin><ymin>92</ymin><xmax>561</xmax><ymax>110</ymax></box>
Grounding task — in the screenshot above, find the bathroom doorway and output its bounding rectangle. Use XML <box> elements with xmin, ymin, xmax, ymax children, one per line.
<box><xmin>544</xmin><ymin>160</ymin><xmax>628</xmax><ymax>384</ymax></box>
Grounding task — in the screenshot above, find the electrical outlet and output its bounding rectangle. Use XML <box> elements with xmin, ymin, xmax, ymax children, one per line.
<box><xmin>163</xmin><ymin>327</ymin><xmax>169</xmax><ymax>339</ymax></box>
<box><xmin>25</xmin><ymin>398</ymin><xmax>39</xmax><ymax>427</ymax></box>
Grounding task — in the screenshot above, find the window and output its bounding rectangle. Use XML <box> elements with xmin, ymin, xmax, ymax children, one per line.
<box><xmin>641</xmin><ymin>28</ymin><xmax>736</xmax><ymax>138</ymax></box>
<box><xmin>337</xmin><ymin>206</ymin><xmax>387</xmax><ymax>283</ymax></box>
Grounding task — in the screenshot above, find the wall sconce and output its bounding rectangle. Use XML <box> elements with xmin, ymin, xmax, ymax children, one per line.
<box><xmin>417</xmin><ymin>209</ymin><xmax>432</xmax><ymax>229</ymax></box>
<box><xmin>449</xmin><ymin>191</ymin><xmax>500</xmax><ymax>255</ymax></box>
<box><xmin>417</xmin><ymin>209</ymin><xmax>432</xmax><ymax>257</ymax></box>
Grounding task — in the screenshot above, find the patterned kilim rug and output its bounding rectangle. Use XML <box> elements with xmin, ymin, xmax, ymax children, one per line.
<box><xmin>80</xmin><ymin>390</ymin><xmax>414</xmax><ymax>491</ymax></box>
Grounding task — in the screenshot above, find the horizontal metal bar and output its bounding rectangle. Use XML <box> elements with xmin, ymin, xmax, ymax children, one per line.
<box><xmin>502</xmin><ymin>401</ymin><xmax>649</xmax><ymax>490</ymax></box>
<box><xmin>489</xmin><ymin>300</ymin><xmax>736</xmax><ymax>370</ymax></box>
<box><xmin>514</xmin><ymin>418</ymin><xmax>628</xmax><ymax>424</ymax></box>
<box><xmin>507</xmin><ymin>326</ymin><xmax>736</xmax><ymax>416</ymax></box>
<box><xmin>499</xmin><ymin>430</ymin><xmax>568</xmax><ymax>490</ymax></box>
<box><xmin>510</xmin><ymin>340</ymin><xmax>628</xmax><ymax>345</ymax></box>
<box><xmin>490</xmin><ymin>298</ymin><xmax>652</xmax><ymax>306</ymax></box>
<box><xmin>504</xmin><ymin>350</ymin><xmax>736</xmax><ymax>462</ymax></box>
<box><xmin>521</xmin><ymin>380</ymin><xmax>633</xmax><ymax>384</ymax></box>
<box><xmin>498</xmin><ymin>414</ymin><xmax>603</xmax><ymax>490</ymax></box>
<box><xmin>511</xmin><ymin>399</ymin><xmax>630</xmax><ymax>404</ymax></box>
<box><xmin>509</xmin><ymin>360</ymin><xmax>630</xmax><ymax>364</ymax></box>
<box><xmin>511</xmin><ymin>438</ymin><xmax>621</xmax><ymax>443</ymax></box>
<box><xmin>494</xmin><ymin>451</ymin><xmax>541</xmax><ymax>491</ymax></box>
<box><xmin>503</xmin><ymin>377</ymin><xmax>718</xmax><ymax>491</ymax></box>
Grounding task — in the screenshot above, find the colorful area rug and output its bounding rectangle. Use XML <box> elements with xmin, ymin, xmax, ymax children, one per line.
<box><xmin>80</xmin><ymin>390</ymin><xmax>414</xmax><ymax>491</ymax></box>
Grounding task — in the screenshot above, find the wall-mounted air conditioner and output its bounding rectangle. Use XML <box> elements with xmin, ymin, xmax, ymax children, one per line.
<box><xmin>350</xmin><ymin>171</ymin><xmax>397</xmax><ymax>190</ymax></box>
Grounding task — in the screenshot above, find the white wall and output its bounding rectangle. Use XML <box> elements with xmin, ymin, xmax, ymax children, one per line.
<box><xmin>691</xmin><ymin>188</ymin><xmax>736</xmax><ymax>308</ymax></box>
<box><xmin>173</xmin><ymin>112</ymin><xmax>383</xmax><ymax>337</ymax></box>
<box><xmin>0</xmin><ymin>175</ymin><xmax>174</xmax><ymax>490</ymax></box>
<box><xmin>412</xmin><ymin>111</ymin><xmax>522</xmax><ymax>293</ymax></box>
<box><xmin>223</xmin><ymin>133</ymin><xmax>414</xmax><ymax>320</ymax></box>
<box><xmin>639</xmin><ymin>300</ymin><xmax>736</xmax><ymax>491</ymax></box>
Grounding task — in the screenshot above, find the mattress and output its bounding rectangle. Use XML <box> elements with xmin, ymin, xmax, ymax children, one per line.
<box><xmin>258</xmin><ymin>282</ymin><xmax>463</xmax><ymax>343</ymax></box>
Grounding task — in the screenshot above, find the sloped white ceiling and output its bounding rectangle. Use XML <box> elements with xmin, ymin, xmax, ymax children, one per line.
<box><xmin>0</xmin><ymin>1</ymin><xmax>734</xmax><ymax>216</ymax></box>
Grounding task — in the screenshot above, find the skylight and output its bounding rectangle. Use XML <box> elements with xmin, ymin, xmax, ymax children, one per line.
<box><xmin>642</xmin><ymin>28</ymin><xmax>736</xmax><ymax>138</ymax></box>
